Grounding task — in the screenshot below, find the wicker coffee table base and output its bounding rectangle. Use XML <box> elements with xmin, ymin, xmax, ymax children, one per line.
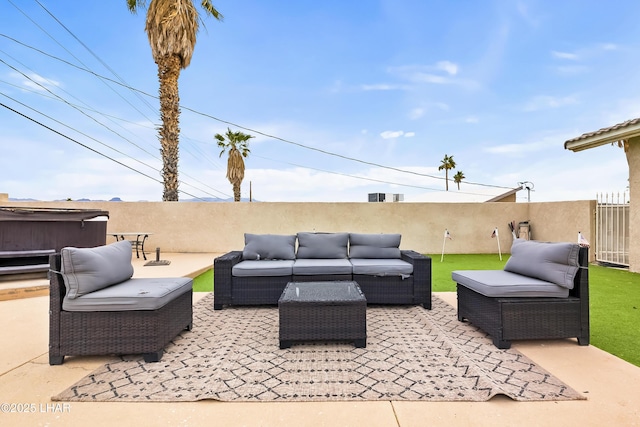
<box><xmin>278</xmin><ymin>281</ymin><xmax>367</xmax><ymax>349</ymax></box>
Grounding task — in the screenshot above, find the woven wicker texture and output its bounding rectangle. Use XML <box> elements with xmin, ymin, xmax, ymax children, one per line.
<box><xmin>456</xmin><ymin>247</ymin><xmax>589</xmax><ymax>349</ymax></box>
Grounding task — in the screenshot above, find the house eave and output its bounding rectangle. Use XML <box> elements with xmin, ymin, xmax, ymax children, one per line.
<box><xmin>485</xmin><ymin>187</ymin><xmax>521</xmax><ymax>202</ymax></box>
<box><xmin>564</xmin><ymin>122</ymin><xmax>640</xmax><ymax>152</ymax></box>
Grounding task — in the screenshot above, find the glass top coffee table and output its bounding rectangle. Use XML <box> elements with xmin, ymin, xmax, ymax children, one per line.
<box><xmin>278</xmin><ymin>281</ymin><xmax>367</xmax><ymax>349</ymax></box>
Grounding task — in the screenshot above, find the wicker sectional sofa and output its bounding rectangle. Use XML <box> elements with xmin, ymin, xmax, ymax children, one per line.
<box><xmin>214</xmin><ymin>232</ymin><xmax>432</xmax><ymax>310</ymax></box>
<box><xmin>49</xmin><ymin>240</ymin><xmax>193</xmax><ymax>365</ymax></box>
<box><xmin>452</xmin><ymin>239</ymin><xmax>589</xmax><ymax>349</ymax></box>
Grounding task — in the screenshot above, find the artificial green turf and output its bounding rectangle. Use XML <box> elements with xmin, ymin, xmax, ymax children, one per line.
<box><xmin>192</xmin><ymin>268</ymin><xmax>213</xmax><ymax>292</ymax></box>
<box><xmin>587</xmin><ymin>264</ymin><xmax>640</xmax><ymax>367</ymax></box>
<box><xmin>194</xmin><ymin>254</ymin><xmax>640</xmax><ymax>367</ymax></box>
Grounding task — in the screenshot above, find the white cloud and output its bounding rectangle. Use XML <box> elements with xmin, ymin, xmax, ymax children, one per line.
<box><xmin>484</xmin><ymin>132</ymin><xmax>574</xmax><ymax>156</ymax></box>
<box><xmin>409</xmin><ymin>108</ymin><xmax>424</xmax><ymax>120</ymax></box>
<box><xmin>436</xmin><ymin>61</ymin><xmax>458</xmax><ymax>76</ymax></box>
<box><xmin>11</xmin><ymin>72</ymin><xmax>61</xmax><ymax>92</ymax></box>
<box><xmin>465</xmin><ymin>116</ymin><xmax>479</xmax><ymax>124</ymax></box>
<box><xmin>380</xmin><ymin>130</ymin><xmax>405</xmax><ymax>139</ymax></box>
<box><xmin>551</xmin><ymin>43</ymin><xmax>621</xmax><ymax>64</ymax></box>
<box><xmin>411</xmin><ymin>73</ymin><xmax>448</xmax><ymax>84</ymax></box>
<box><xmin>554</xmin><ymin>65</ymin><xmax>589</xmax><ymax>75</ymax></box>
<box><xmin>387</xmin><ymin>63</ymin><xmax>461</xmax><ymax>85</ymax></box>
<box><xmin>360</xmin><ymin>83</ymin><xmax>405</xmax><ymax>91</ymax></box>
<box><xmin>516</xmin><ymin>0</ymin><xmax>540</xmax><ymax>28</ymax></box>
<box><xmin>523</xmin><ymin>95</ymin><xmax>579</xmax><ymax>112</ymax></box>
<box><xmin>598</xmin><ymin>43</ymin><xmax>619</xmax><ymax>51</ymax></box>
<box><xmin>378</xmin><ymin>130</ymin><xmax>414</xmax><ymax>140</ymax></box>
<box><xmin>552</xmin><ymin>50</ymin><xmax>579</xmax><ymax>60</ymax></box>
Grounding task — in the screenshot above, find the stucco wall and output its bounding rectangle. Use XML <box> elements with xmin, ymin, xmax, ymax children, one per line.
<box><xmin>1</xmin><ymin>200</ymin><xmax>594</xmax><ymax>258</ymax></box>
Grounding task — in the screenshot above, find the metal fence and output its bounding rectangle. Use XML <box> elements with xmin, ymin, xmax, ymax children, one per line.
<box><xmin>596</xmin><ymin>192</ymin><xmax>630</xmax><ymax>266</ymax></box>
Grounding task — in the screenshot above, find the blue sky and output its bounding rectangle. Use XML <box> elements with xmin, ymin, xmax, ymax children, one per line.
<box><xmin>0</xmin><ymin>0</ymin><xmax>638</xmax><ymax>202</ymax></box>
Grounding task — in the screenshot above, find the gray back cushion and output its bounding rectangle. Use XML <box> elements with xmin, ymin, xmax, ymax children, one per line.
<box><xmin>504</xmin><ymin>239</ymin><xmax>580</xmax><ymax>289</ymax></box>
<box><xmin>349</xmin><ymin>233</ymin><xmax>401</xmax><ymax>259</ymax></box>
<box><xmin>61</xmin><ymin>240</ymin><xmax>134</xmax><ymax>299</ymax></box>
<box><xmin>296</xmin><ymin>232</ymin><xmax>349</xmax><ymax>259</ymax></box>
<box><xmin>242</xmin><ymin>234</ymin><xmax>296</xmax><ymax>260</ymax></box>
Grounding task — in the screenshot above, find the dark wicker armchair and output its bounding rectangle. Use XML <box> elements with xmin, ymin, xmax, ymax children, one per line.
<box><xmin>48</xmin><ymin>253</ymin><xmax>193</xmax><ymax>365</ymax></box>
<box><xmin>456</xmin><ymin>247</ymin><xmax>589</xmax><ymax>349</ymax></box>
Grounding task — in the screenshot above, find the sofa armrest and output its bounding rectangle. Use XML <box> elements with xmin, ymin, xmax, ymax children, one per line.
<box><xmin>213</xmin><ymin>251</ymin><xmax>243</xmax><ymax>310</ymax></box>
<box><xmin>401</xmin><ymin>250</ymin><xmax>432</xmax><ymax>309</ymax></box>
<box><xmin>49</xmin><ymin>253</ymin><xmax>65</xmax><ymax>363</ymax></box>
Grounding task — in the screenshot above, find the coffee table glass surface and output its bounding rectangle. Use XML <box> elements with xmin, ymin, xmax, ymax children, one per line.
<box><xmin>279</xmin><ymin>281</ymin><xmax>364</xmax><ymax>303</ymax></box>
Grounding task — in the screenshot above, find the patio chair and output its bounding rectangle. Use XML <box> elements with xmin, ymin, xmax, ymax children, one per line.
<box><xmin>453</xmin><ymin>242</ymin><xmax>589</xmax><ymax>349</ymax></box>
<box><xmin>48</xmin><ymin>241</ymin><xmax>193</xmax><ymax>365</ymax></box>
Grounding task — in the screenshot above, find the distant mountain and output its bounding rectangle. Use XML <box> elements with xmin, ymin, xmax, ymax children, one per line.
<box><xmin>9</xmin><ymin>197</ymin><xmax>257</xmax><ymax>203</ymax></box>
<box><xmin>182</xmin><ymin>197</ymin><xmax>258</xmax><ymax>202</ymax></box>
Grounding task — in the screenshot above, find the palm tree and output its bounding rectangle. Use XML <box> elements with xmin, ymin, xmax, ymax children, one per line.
<box><xmin>126</xmin><ymin>0</ymin><xmax>223</xmax><ymax>201</ymax></box>
<box><xmin>438</xmin><ymin>154</ymin><xmax>456</xmax><ymax>191</ymax></box>
<box><xmin>215</xmin><ymin>128</ymin><xmax>253</xmax><ymax>202</ymax></box>
<box><xmin>453</xmin><ymin>170</ymin><xmax>465</xmax><ymax>190</ymax></box>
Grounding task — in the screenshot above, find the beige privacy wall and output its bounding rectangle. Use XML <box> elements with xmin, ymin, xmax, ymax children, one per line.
<box><xmin>2</xmin><ymin>200</ymin><xmax>595</xmax><ymax>257</ymax></box>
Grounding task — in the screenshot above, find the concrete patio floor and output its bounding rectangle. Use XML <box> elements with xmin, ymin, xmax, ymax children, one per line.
<box><xmin>1</xmin><ymin>253</ymin><xmax>639</xmax><ymax>427</ymax></box>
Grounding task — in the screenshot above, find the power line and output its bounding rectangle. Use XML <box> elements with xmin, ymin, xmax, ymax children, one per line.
<box><xmin>0</xmin><ymin>32</ymin><xmax>512</xmax><ymax>192</ymax></box>
<box><xmin>0</xmin><ymin>31</ymin><xmax>227</xmax><ymax>175</ymax></box>
<box><xmin>7</xmin><ymin>0</ymin><xmax>157</xmax><ymax>122</ymax></box>
<box><xmin>0</xmin><ymin>89</ymin><xmax>232</xmax><ymax>200</ymax></box>
<box><xmin>0</xmin><ymin>52</ymin><xmax>231</xmax><ymax>198</ymax></box>
<box><xmin>0</xmin><ymin>100</ymin><xmax>230</xmax><ymax>201</ymax></box>
<box><xmin>252</xmin><ymin>154</ymin><xmax>508</xmax><ymax>197</ymax></box>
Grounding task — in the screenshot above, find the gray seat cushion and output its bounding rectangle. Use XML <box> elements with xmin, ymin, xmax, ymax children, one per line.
<box><xmin>504</xmin><ymin>239</ymin><xmax>580</xmax><ymax>289</ymax></box>
<box><xmin>292</xmin><ymin>259</ymin><xmax>353</xmax><ymax>275</ymax></box>
<box><xmin>62</xmin><ymin>277</ymin><xmax>193</xmax><ymax>312</ymax></box>
<box><xmin>60</xmin><ymin>240</ymin><xmax>134</xmax><ymax>299</ymax></box>
<box><xmin>452</xmin><ymin>270</ymin><xmax>569</xmax><ymax>298</ymax></box>
<box><xmin>242</xmin><ymin>233</ymin><xmax>296</xmax><ymax>260</ymax></box>
<box><xmin>232</xmin><ymin>260</ymin><xmax>294</xmax><ymax>277</ymax></box>
<box><xmin>296</xmin><ymin>232</ymin><xmax>349</xmax><ymax>259</ymax></box>
<box><xmin>350</xmin><ymin>258</ymin><xmax>413</xmax><ymax>276</ymax></box>
<box><xmin>349</xmin><ymin>233</ymin><xmax>401</xmax><ymax>259</ymax></box>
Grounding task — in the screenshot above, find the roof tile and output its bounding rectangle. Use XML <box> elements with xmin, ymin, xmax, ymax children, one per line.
<box><xmin>565</xmin><ymin>117</ymin><xmax>640</xmax><ymax>143</ymax></box>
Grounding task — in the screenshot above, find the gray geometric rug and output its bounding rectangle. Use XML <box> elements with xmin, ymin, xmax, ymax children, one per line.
<box><xmin>52</xmin><ymin>294</ymin><xmax>585</xmax><ymax>402</ymax></box>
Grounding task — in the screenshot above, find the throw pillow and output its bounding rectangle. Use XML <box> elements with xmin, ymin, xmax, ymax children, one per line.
<box><xmin>296</xmin><ymin>232</ymin><xmax>349</xmax><ymax>259</ymax></box>
<box><xmin>242</xmin><ymin>234</ymin><xmax>296</xmax><ymax>260</ymax></box>
<box><xmin>349</xmin><ymin>233</ymin><xmax>401</xmax><ymax>258</ymax></box>
<box><xmin>504</xmin><ymin>239</ymin><xmax>580</xmax><ymax>289</ymax></box>
<box><xmin>61</xmin><ymin>240</ymin><xmax>134</xmax><ymax>299</ymax></box>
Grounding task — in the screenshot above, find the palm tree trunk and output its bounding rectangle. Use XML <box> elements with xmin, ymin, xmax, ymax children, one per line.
<box><xmin>233</xmin><ymin>183</ymin><xmax>241</xmax><ymax>202</ymax></box>
<box><xmin>157</xmin><ymin>54</ymin><xmax>182</xmax><ymax>201</ymax></box>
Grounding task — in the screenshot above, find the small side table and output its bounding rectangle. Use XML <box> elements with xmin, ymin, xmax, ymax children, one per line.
<box><xmin>278</xmin><ymin>281</ymin><xmax>367</xmax><ymax>349</ymax></box>
<box><xmin>111</xmin><ymin>233</ymin><xmax>152</xmax><ymax>260</ymax></box>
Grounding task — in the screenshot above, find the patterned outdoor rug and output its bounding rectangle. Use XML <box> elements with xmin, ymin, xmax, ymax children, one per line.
<box><xmin>53</xmin><ymin>294</ymin><xmax>585</xmax><ymax>402</ymax></box>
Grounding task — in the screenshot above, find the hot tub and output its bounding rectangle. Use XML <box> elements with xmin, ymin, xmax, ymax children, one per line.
<box><xmin>0</xmin><ymin>207</ymin><xmax>109</xmax><ymax>252</ymax></box>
